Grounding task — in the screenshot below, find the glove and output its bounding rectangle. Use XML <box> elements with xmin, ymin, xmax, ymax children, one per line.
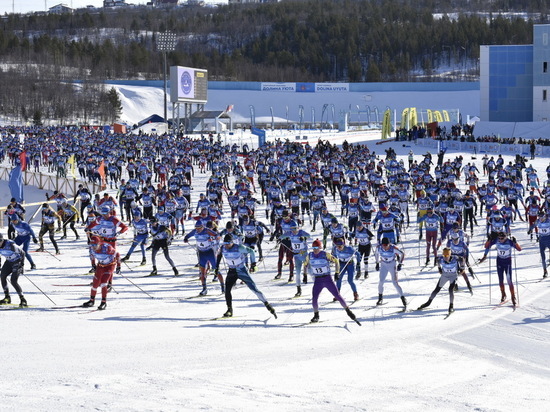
<box><xmin>32</xmin><ymin>237</ymin><xmax>38</xmax><ymax>244</ymax></box>
<box><xmin>397</xmin><ymin>263</ymin><xmax>402</xmax><ymax>271</ymax></box>
<box><xmin>299</xmin><ymin>236</ymin><xmax>306</xmax><ymax>241</ymax></box>
<box><xmin>511</xmin><ymin>236</ymin><xmax>516</xmax><ymax>243</ymax></box>
<box><xmin>183</xmin><ymin>238</ymin><xmax>188</xmax><ymax>243</ymax></box>
<box><xmin>375</xmin><ymin>263</ymin><xmax>380</xmax><ymax>271</ymax></box>
<box><xmin>250</xmin><ymin>262</ymin><xmax>257</xmax><ymax>272</ymax></box>
<box><xmin>115</xmin><ymin>266</ymin><xmax>121</xmax><ymax>274</ymax></box>
<box><xmin>334</xmin><ymin>274</ymin><xmax>339</xmax><ymax>281</ymax></box>
<box><xmin>438</xmin><ymin>267</ymin><xmax>443</xmax><ymax>274</ymax></box>
<box><xmin>214</xmin><ymin>268</ymin><xmax>220</xmax><ymax>275</ymax></box>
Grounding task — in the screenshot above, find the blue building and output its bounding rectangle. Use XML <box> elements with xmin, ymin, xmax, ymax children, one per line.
<box><xmin>480</xmin><ymin>24</ymin><xmax>550</xmax><ymax>122</ymax></box>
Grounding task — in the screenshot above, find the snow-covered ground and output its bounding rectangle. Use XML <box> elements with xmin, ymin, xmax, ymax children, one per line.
<box><xmin>0</xmin><ymin>133</ymin><xmax>548</xmax><ymax>411</ymax></box>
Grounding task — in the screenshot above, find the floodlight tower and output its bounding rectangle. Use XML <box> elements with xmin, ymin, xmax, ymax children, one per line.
<box><xmin>156</xmin><ymin>31</ymin><xmax>177</xmax><ymax>124</ymax></box>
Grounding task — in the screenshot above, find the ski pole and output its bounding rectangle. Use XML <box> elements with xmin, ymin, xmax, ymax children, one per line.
<box><xmin>489</xmin><ymin>248</ymin><xmax>493</xmax><ymax>305</ymax></box>
<box><xmin>43</xmin><ymin>247</ymin><xmax>62</xmax><ymax>261</ymax></box>
<box><xmin>22</xmin><ymin>273</ymin><xmax>56</xmax><ymax>305</ymax></box>
<box><xmin>118</xmin><ymin>272</ymin><xmax>155</xmax><ymax>299</ymax></box>
<box><xmin>417</xmin><ymin>229</ymin><xmax>421</xmax><ymax>267</ymax></box>
<box><xmin>122</xmin><ymin>259</ymin><xmax>134</xmax><ymax>271</ymax></box>
<box><xmin>513</xmin><ymin>247</ymin><xmax>519</xmax><ymax>305</ymax></box>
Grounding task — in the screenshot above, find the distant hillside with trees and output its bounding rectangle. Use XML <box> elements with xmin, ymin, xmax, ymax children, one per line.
<box><xmin>0</xmin><ymin>0</ymin><xmax>546</xmax><ymax>123</ymax></box>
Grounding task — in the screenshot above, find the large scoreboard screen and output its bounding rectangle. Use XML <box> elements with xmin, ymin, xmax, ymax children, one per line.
<box><xmin>170</xmin><ymin>66</ymin><xmax>208</xmax><ymax>104</ymax></box>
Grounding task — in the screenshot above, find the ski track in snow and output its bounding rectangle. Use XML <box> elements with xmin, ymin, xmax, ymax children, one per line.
<box><xmin>0</xmin><ymin>132</ymin><xmax>549</xmax><ymax>411</ymax></box>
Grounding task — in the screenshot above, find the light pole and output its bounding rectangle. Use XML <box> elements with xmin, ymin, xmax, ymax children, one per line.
<box><xmin>156</xmin><ymin>31</ymin><xmax>177</xmax><ymax>124</ymax></box>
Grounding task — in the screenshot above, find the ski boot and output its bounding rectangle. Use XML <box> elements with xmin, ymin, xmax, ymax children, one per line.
<box><xmin>302</xmin><ymin>274</ymin><xmax>308</xmax><ymax>284</ymax></box>
<box><xmin>400</xmin><ymin>296</ymin><xmax>407</xmax><ymax>309</ymax></box>
<box><xmin>149</xmin><ymin>267</ymin><xmax>158</xmax><ymax>276</ymax></box>
<box><xmin>500</xmin><ymin>294</ymin><xmax>507</xmax><ymax>303</ymax></box>
<box><xmin>223</xmin><ymin>307</ymin><xmax>233</xmax><ymax>318</ymax></box>
<box><xmin>0</xmin><ymin>295</ymin><xmax>11</xmax><ymax>305</ymax></box>
<box><xmin>172</xmin><ymin>267</ymin><xmax>179</xmax><ymax>276</ymax></box>
<box><xmin>417</xmin><ymin>299</ymin><xmax>432</xmax><ymax>310</ymax></box>
<box><xmin>98</xmin><ymin>301</ymin><xmax>107</xmax><ymax>310</ymax></box>
<box><xmin>264</xmin><ymin>302</ymin><xmax>277</xmax><ymax>318</ymax></box>
<box><xmin>121</xmin><ymin>255</ymin><xmax>130</xmax><ymax>262</ymax></box>
<box><xmin>468</xmin><ymin>285</ymin><xmax>473</xmax><ymax>296</ymax></box>
<box><xmin>353</xmin><ymin>292</ymin><xmax>359</xmax><ymax>301</ymax></box>
<box><xmin>345</xmin><ymin>307</ymin><xmax>358</xmax><ymax>321</ymax></box>
<box><xmin>544</xmin><ymin>269</ymin><xmax>548</xmax><ymax>279</ymax></box>
<box><xmin>140</xmin><ymin>257</ymin><xmax>146</xmax><ymax>266</ymax></box>
<box><xmin>274</xmin><ymin>272</ymin><xmax>282</xmax><ymax>280</ymax></box>
<box><xmin>310</xmin><ymin>311</ymin><xmax>320</xmax><ymax>323</ymax></box>
<box><xmin>89</xmin><ymin>265</ymin><xmax>96</xmax><ymax>274</ymax></box>
<box><xmin>288</xmin><ymin>274</ymin><xmax>294</xmax><ymax>283</ymax></box>
<box><xmin>35</xmin><ymin>247</ymin><xmax>45</xmax><ymax>252</ymax></box>
<box><xmin>30</xmin><ymin>264</ymin><xmax>37</xmax><ymax>270</ymax></box>
<box><xmin>376</xmin><ymin>294</ymin><xmax>383</xmax><ymax>305</ymax></box>
<box><xmin>425</xmin><ymin>257</ymin><xmax>430</xmax><ymax>265</ymax></box>
<box><xmin>511</xmin><ymin>292</ymin><xmax>517</xmax><ymax>307</ymax></box>
<box><xmin>355</xmin><ymin>270</ymin><xmax>361</xmax><ymax>280</ymax></box>
<box><xmin>364</xmin><ymin>270</ymin><xmax>369</xmax><ymax>279</ymax></box>
<box><xmin>18</xmin><ymin>295</ymin><xmax>27</xmax><ymax>307</ymax></box>
<box><xmin>448</xmin><ymin>303</ymin><xmax>455</xmax><ymax>314</ymax></box>
<box><xmin>199</xmin><ymin>287</ymin><xmax>208</xmax><ymax>296</ymax></box>
<box><xmin>454</xmin><ymin>283</ymin><xmax>459</xmax><ymax>292</ymax></box>
<box><xmin>294</xmin><ymin>286</ymin><xmax>302</xmax><ymax>298</ymax></box>
<box><xmin>82</xmin><ymin>299</ymin><xmax>95</xmax><ymax>308</ymax></box>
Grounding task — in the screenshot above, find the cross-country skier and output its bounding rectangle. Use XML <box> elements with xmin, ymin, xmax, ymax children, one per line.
<box><xmin>0</xmin><ymin>233</ymin><xmax>27</xmax><ymax>307</ymax></box>
<box><xmin>478</xmin><ymin>232</ymin><xmax>521</xmax><ymax>306</ymax></box>
<box><xmin>302</xmin><ymin>239</ymin><xmax>359</xmax><ymax>324</ymax></box>
<box><xmin>215</xmin><ymin>234</ymin><xmax>276</xmax><ymax>319</ymax></box>
<box><xmin>82</xmin><ymin>235</ymin><xmax>121</xmax><ymax>310</ymax></box>
<box><xmin>374</xmin><ymin>237</ymin><xmax>407</xmax><ymax>309</ymax></box>
<box><xmin>417</xmin><ymin>247</ymin><xmax>463</xmax><ymax>315</ymax></box>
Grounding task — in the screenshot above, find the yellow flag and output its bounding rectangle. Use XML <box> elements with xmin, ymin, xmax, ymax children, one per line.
<box><xmin>409</xmin><ymin>107</ymin><xmax>417</xmax><ymax>128</ymax></box>
<box><xmin>443</xmin><ymin>110</ymin><xmax>450</xmax><ymax>122</ymax></box>
<box><xmin>382</xmin><ymin>109</ymin><xmax>391</xmax><ymax>139</ymax></box>
<box><xmin>427</xmin><ymin>109</ymin><xmax>433</xmax><ymax>124</ymax></box>
<box><xmin>67</xmin><ymin>155</ymin><xmax>76</xmax><ymax>178</ymax></box>
<box><xmin>401</xmin><ymin>108</ymin><xmax>409</xmax><ymax>130</ymax></box>
<box><xmin>434</xmin><ymin>111</ymin><xmax>443</xmax><ymax>122</ymax></box>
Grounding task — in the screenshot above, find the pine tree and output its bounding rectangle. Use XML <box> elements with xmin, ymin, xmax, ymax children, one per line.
<box><xmin>106</xmin><ymin>87</ymin><xmax>122</xmax><ymax>122</ymax></box>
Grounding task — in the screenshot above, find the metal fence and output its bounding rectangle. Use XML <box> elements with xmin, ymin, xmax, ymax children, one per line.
<box><xmin>0</xmin><ymin>166</ymin><xmax>102</xmax><ymax>228</ymax></box>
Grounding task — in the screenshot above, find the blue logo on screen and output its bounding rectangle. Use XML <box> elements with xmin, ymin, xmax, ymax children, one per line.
<box><xmin>181</xmin><ymin>71</ymin><xmax>192</xmax><ymax>95</ymax></box>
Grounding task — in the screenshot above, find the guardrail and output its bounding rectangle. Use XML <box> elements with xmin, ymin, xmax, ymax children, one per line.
<box><xmin>414</xmin><ymin>138</ymin><xmax>544</xmax><ymax>156</ymax></box>
<box><xmin>0</xmin><ymin>165</ymin><xmax>102</xmax><ymax>229</ymax></box>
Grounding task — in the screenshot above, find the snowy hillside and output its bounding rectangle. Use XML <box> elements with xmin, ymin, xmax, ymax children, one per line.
<box><xmin>0</xmin><ymin>133</ymin><xmax>548</xmax><ymax>411</ymax></box>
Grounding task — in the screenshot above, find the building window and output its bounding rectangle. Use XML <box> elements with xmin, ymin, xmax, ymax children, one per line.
<box><xmin>544</xmin><ymin>90</ymin><xmax>548</xmax><ymax>102</ymax></box>
<box><xmin>545</xmin><ymin>62</ymin><xmax>548</xmax><ymax>73</ymax></box>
